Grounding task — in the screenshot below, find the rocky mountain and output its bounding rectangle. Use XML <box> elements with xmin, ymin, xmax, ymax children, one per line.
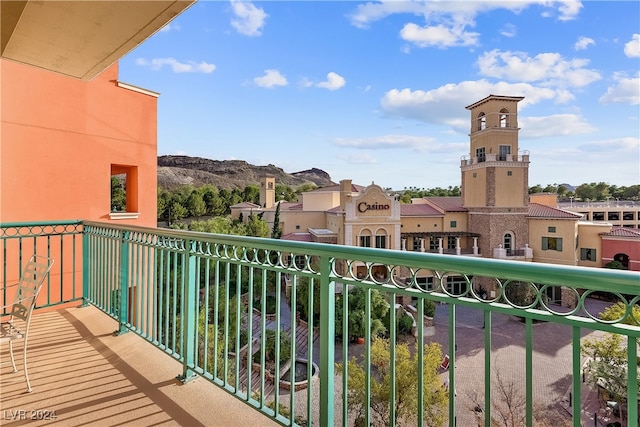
<box><xmin>157</xmin><ymin>155</ymin><xmax>335</xmax><ymax>190</ymax></box>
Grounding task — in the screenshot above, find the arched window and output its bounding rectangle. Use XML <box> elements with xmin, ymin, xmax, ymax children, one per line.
<box><xmin>359</xmin><ymin>229</ymin><xmax>372</xmax><ymax>248</ymax></box>
<box><xmin>614</xmin><ymin>253</ymin><xmax>630</xmax><ymax>269</ymax></box>
<box><xmin>478</xmin><ymin>112</ymin><xmax>486</xmax><ymax>131</ymax></box>
<box><xmin>375</xmin><ymin>229</ymin><xmax>387</xmax><ymax>249</ymax></box>
<box><xmin>499</xmin><ymin>108</ymin><xmax>509</xmax><ymax>128</ymax></box>
<box><xmin>503</xmin><ymin>232</ymin><xmax>514</xmax><ymax>255</ymax></box>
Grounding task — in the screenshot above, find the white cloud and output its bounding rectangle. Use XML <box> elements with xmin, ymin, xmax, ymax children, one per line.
<box><xmin>500</xmin><ymin>23</ymin><xmax>517</xmax><ymax>38</ymax></box>
<box><xmin>379</xmin><ymin>80</ymin><xmax>571</xmax><ymax>132</ymax></box>
<box><xmin>574</xmin><ymin>36</ymin><xmax>594</xmax><ymax>51</ymax></box>
<box><xmin>555</xmin><ymin>0</ymin><xmax>583</xmax><ymax>21</ymax></box>
<box><xmin>135</xmin><ymin>57</ymin><xmax>216</xmax><ymax>74</ymax></box>
<box><xmin>519</xmin><ymin>114</ymin><xmax>596</xmax><ymax>138</ymax></box>
<box><xmin>254</xmin><ymin>69</ymin><xmax>288</xmax><ymax>88</ymax></box>
<box><xmin>339</xmin><ymin>152</ymin><xmax>378</xmax><ymax>165</ymax></box>
<box><xmin>347</xmin><ymin>1</ymin><xmax>581</xmax><ymax>49</ymax></box>
<box><xmin>159</xmin><ymin>22</ymin><xmax>180</xmax><ymax>32</ymax></box>
<box><xmin>624</xmin><ymin>34</ymin><xmax>640</xmax><ymax>58</ymax></box>
<box><xmin>599</xmin><ymin>72</ymin><xmax>640</xmax><ymax>105</ymax></box>
<box><xmin>577</xmin><ymin>137</ymin><xmax>639</xmax><ymax>153</ymax></box>
<box><xmin>400</xmin><ymin>23</ymin><xmax>479</xmax><ymax>48</ymax></box>
<box><xmin>230</xmin><ymin>1</ymin><xmax>268</xmax><ymax>37</ymax></box>
<box><xmin>477</xmin><ymin>50</ymin><xmax>601</xmax><ymax>87</ymax></box>
<box><xmin>316</xmin><ymin>72</ymin><xmax>346</xmax><ymax>91</ymax></box>
<box><xmin>334</xmin><ymin>135</ymin><xmax>438</xmax><ymax>152</ymax></box>
<box><xmin>299</xmin><ymin>77</ymin><xmax>314</xmax><ymax>88</ymax></box>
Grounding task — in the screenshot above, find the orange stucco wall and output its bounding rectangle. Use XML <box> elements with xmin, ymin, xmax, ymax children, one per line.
<box><xmin>0</xmin><ymin>59</ymin><xmax>157</xmax><ymax>226</ymax></box>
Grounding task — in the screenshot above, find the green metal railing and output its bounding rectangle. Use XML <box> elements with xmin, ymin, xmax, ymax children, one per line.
<box><xmin>1</xmin><ymin>221</ymin><xmax>83</xmax><ymax>312</ymax></box>
<box><xmin>2</xmin><ymin>220</ymin><xmax>639</xmax><ymax>426</ymax></box>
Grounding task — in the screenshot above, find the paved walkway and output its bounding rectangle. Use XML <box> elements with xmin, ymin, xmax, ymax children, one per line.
<box><xmin>235</xmin><ymin>292</ymin><xmax>634</xmax><ymax>426</ymax></box>
<box><xmin>428</xmin><ymin>298</ymin><xmax>630</xmax><ymax>426</ymax></box>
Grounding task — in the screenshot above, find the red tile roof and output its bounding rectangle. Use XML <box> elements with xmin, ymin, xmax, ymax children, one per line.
<box><xmin>400</xmin><ymin>204</ymin><xmax>442</xmax><ymax>216</ymax></box>
<box><xmin>230</xmin><ymin>202</ymin><xmax>260</xmax><ymax>208</ymax></box>
<box><xmin>313</xmin><ymin>183</ymin><xmax>365</xmax><ymax>193</ymax></box>
<box><xmin>281</xmin><ymin>202</ymin><xmax>303</xmax><ymax>211</ymax></box>
<box><xmin>528</xmin><ymin>203</ymin><xmax>583</xmax><ymax>219</ymax></box>
<box><xmin>423</xmin><ymin>197</ymin><xmax>466</xmax><ymax>212</ymax></box>
<box><xmin>600</xmin><ymin>227</ymin><xmax>640</xmax><ymax>238</ymax></box>
<box><xmin>281</xmin><ymin>232</ymin><xmax>313</xmax><ymax>242</ymax></box>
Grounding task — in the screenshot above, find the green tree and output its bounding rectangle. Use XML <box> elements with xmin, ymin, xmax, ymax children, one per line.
<box><xmin>157</xmin><ymin>188</ymin><xmax>168</xmax><ymax>219</ymax></box>
<box><xmin>399</xmin><ymin>194</ymin><xmax>412</xmax><ymax>204</ymax></box>
<box><xmin>190</xmin><ymin>217</ymin><xmax>237</xmax><ymax>234</ymax></box>
<box><xmin>605</xmin><ymin>260</ymin><xmax>625</xmax><ymax>270</ymax></box>
<box><xmin>336</xmin><ymin>287</ymin><xmax>389</xmax><ymax>341</ymax></box>
<box><xmin>111</xmin><ymin>176</ymin><xmax>126</xmax><ymax>211</ymax></box>
<box><xmin>246</xmin><ymin>214</ymin><xmax>270</xmax><ymax>237</ymax></box>
<box><xmin>600</xmin><ymin>301</ymin><xmax>640</xmax><ymax>326</ymax></box>
<box><xmin>575</xmin><ymin>182</ymin><xmax>603</xmax><ymax>201</ymax></box>
<box><xmin>242</xmin><ymin>184</ymin><xmax>261</xmax><ymax>205</ymax></box>
<box><xmin>581</xmin><ymin>303</ymin><xmax>640</xmax><ymax>410</ymax></box>
<box><xmin>582</xmin><ymin>334</ymin><xmax>629</xmax><ymax>403</ymax></box>
<box><xmin>187</xmin><ymin>191</ymin><xmax>207</xmax><ymax>219</ymax></box>
<box><xmin>276</xmin><ymin>183</ymin><xmax>298</xmax><ymax>202</ymax></box>
<box><xmin>557</xmin><ymin>185</ymin><xmax>568</xmax><ymax>199</ymax></box>
<box><xmin>528</xmin><ymin>184</ymin><xmax>543</xmax><ymax>194</ymax></box>
<box><xmin>271</xmin><ymin>202</ymin><xmax>282</xmax><ymax>239</ymax></box>
<box><xmin>170</xmin><ymin>201</ymin><xmax>188</xmax><ymax>222</ymax></box>
<box><xmin>336</xmin><ymin>337</ymin><xmax>447</xmax><ymax>426</ymax></box>
<box><xmin>295</xmin><ymin>183</ymin><xmax>318</xmax><ymax>194</ymax></box>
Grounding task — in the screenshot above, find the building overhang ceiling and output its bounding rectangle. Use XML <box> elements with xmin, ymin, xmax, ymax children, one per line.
<box><xmin>1</xmin><ymin>1</ymin><xmax>195</xmax><ymax>80</ymax></box>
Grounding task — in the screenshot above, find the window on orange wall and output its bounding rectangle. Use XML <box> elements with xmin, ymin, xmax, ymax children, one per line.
<box><xmin>110</xmin><ymin>165</ymin><xmax>138</xmax><ymax>213</ymax></box>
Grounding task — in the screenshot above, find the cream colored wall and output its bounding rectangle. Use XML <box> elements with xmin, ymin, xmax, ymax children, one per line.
<box><xmin>280</xmin><ymin>210</ymin><xmax>327</xmax><ymax>235</ymax></box>
<box><xmin>401</xmin><ymin>216</ymin><xmax>443</xmax><ymax>233</ymax></box>
<box><xmin>301</xmin><ymin>191</ymin><xmax>339</xmax><ymax>211</ymax></box>
<box><xmin>349</xmin><ymin>223</ymin><xmax>397</xmax><ymax>248</ymax></box>
<box><xmin>443</xmin><ymin>212</ymin><xmax>467</xmax><ymax>232</ymax></box>
<box><xmin>577</xmin><ymin>223</ymin><xmax>610</xmax><ymax>267</ymax></box>
<box><xmin>494</xmin><ymin>167</ymin><xmax>526</xmax><ymax>207</ymax></box>
<box><xmin>326</xmin><ymin>213</ymin><xmax>344</xmax><ymax>244</ymax></box>
<box><xmin>528</xmin><ymin>219</ymin><xmax>577</xmax><ymax>265</ymax></box>
<box><xmin>530</xmin><ymin>193</ymin><xmax>558</xmax><ymax>208</ymax></box>
<box><xmin>463</xmin><ymin>169</ymin><xmax>487</xmax><ymax>207</ymax></box>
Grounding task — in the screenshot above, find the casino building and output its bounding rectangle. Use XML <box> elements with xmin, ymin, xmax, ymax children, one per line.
<box><xmin>232</xmin><ymin>95</ymin><xmax>639</xmax><ymax>276</ymax></box>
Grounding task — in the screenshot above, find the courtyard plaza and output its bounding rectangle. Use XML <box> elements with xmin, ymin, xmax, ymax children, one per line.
<box><xmin>0</xmin><ymin>296</ymin><xmax>630</xmax><ymax>426</ymax></box>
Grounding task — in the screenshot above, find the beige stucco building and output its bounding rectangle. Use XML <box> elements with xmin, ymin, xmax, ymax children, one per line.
<box><xmin>232</xmin><ymin>95</ymin><xmax>639</xmax><ymax>289</ymax></box>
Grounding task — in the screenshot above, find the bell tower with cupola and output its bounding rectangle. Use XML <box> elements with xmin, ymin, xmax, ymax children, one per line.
<box><xmin>461</xmin><ymin>95</ymin><xmax>530</xmax><ymax>258</ymax></box>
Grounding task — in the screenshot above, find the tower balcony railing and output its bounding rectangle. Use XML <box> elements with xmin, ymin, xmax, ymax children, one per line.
<box><xmin>461</xmin><ymin>151</ymin><xmax>531</xmax><ymax>167</ymax></box>
<box><xmin>1</xmin><ymin>220</ymin><xmax>639</xmax><ymax>427</ymax></box>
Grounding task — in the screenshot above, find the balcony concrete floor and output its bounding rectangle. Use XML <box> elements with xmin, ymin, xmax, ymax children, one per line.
<box><xmin>0</xmin><ymin>306</ymin><xmax>279</xmax><ymax>427</ymax></box>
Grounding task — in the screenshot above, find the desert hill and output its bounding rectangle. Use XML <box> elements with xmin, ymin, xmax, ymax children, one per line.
<box><xmin>157</xmin><ymin>155</ymin><xmax>335</xmax><ymax>190</ymax></box>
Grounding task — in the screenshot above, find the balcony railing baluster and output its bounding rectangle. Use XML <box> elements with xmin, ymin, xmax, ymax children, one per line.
<box><xmin>2</xmin><ymin>220</ymin><xmax>639</xmax><ymax>427</ymax></box>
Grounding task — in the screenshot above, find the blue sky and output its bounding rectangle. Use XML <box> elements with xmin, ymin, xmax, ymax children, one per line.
<box><xmin>119</xmin><ymin>1</ymin><xmax>640</xmax><ymax>190</ymax></box>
